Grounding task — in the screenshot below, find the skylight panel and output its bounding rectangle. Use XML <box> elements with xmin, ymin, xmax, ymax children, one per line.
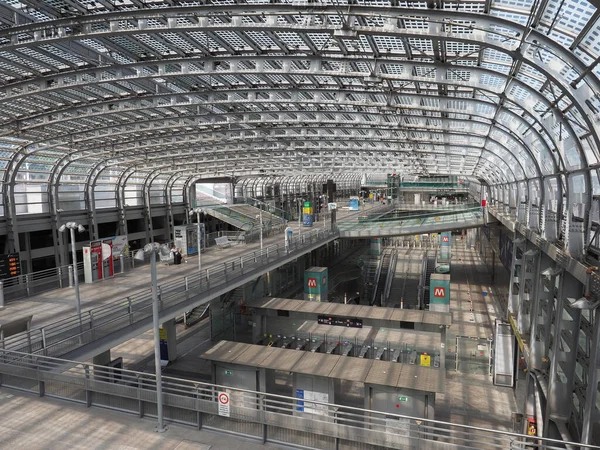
<box><xmin>490</xmin><ymin>9</ymin><xmax>529</xmax><ymax>26</ymax></box>
<box><xmin>373</xmin><ymin>35</ymin><xmax>405</xmax><ymax>52</ymax></box>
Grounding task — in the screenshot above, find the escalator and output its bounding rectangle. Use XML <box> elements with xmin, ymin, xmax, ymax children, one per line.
<box><xmin>371</xmin><ymin>249</ymin><xmax>392</xmax><ymax>306</ymax></box>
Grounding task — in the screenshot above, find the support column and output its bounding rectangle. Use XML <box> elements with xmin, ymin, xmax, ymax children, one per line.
<box><xmin>161</xmin><ymin>318</ymin><xmax>177</xmax><ymax>363</ymax></box>
<box><xmin>517</xmin><ymin>249</ymin><xmax>539</xmax><ymax>335</ymax></box>
<box><xmin>507</xmin><ymin>236</ymin><xmax>526</xmax><ymax>320</ymax></box>
<box><xmin>581</xmin><ymin>307</ymin><xmax>600</xmax><ymax>444</ymax></box>
<box><xmin>92</xmin><ymin>349</ymin><xmax>111</xmax><ymax>380</ymax></box>
<box><xmin>93</xmin><ymin>349</ymin><xmax>111</xmax><ymax>366</ymax></box>
<box><xmin>544</xmin><ymin>272</ymin><xmax>583</xmax><ymax>434</ymax></box>
<box><xmin>528</xmin><ymin>256</ymin><xmax>558</xmax><ymax>371</ymax></box>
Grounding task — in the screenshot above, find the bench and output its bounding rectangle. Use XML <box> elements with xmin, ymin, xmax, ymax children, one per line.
<box><xmin>214</xmin><ymin>236</ymin><xmax>233</xmax><ymax>248</ymax></box>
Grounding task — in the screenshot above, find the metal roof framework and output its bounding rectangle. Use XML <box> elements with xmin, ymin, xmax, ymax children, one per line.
<box><xmin>0</xmin><ymin>1</ymin><xmax>598</xmax><ymax>188</ymax></box>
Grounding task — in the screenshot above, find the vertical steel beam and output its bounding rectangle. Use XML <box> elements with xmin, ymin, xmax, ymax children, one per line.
<box><xmin>545</xmin><ymin>271</ymin><xmax>583</xmax><ymax>434</ymax></box>
<box><xmin>581</xmin><ymin>307</ymin><xmax>600</xmax><ymax>444</ymax></box>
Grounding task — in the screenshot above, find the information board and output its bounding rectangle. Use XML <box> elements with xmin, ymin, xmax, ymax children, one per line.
<box><xmin>318</xmin><ymin>315</ymin><xmax>363</xmax><ymax>328</ymax></box>
<box><xmin>0</xmin><ymin>253</ymin><xmax>20</xmax><ymax>280</ymax></box>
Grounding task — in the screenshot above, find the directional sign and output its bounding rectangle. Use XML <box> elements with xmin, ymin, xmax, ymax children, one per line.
<box><xmin>218</xmin><ymin>391</ymin><xmax>230</xmax><ymax>417</ymax></box>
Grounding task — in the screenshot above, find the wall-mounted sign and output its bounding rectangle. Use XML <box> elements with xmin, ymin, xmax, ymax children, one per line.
<box><xmin>0</xmin><ymin>253</ymin><xmax>20</xmax><ymax>280</ymax></box>
<box><xmin>318</xmin><ymin>315</ymin><xmax>363</xmax><ymax>328</ymax></box>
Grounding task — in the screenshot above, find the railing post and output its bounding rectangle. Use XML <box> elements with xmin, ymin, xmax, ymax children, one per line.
<box><xmin>41</xmin><ymin>328</ymin><xmax>47</xmax><ymax>356</ymax></box>
<box><xmin>0</xmin><ymin>281</ymin><xmax>4</xmax><ymax>308</ymax></box>
<box><xmin>58</xmin><ymin>267</ymin><xmax>63</xmax><ymax>289</ymax></box>
<box><xmin>196</xmin><ymin>385</ymin><xmax>203</xmax><ymax>430</ymax></box>
<box><xmin>128</xmin><ymin>297</ymin><xmax>133</xmax><ymax>324</ymax></box>
<box><xmin>68</xmin><ymin>265</ymin><xmax>74</xmax><ymax>288</ymax></box>
<box><xmin>85</xmin><ymin>365</ymin><xmax>92</xmax><ymax>407</ymax></box>
<box><xmin>184</xmin><ymin>276</ymin><xmax>189</xmax><ymax>291</ymax></box>
<box><xmin>89</xmin><ymin>310</ymin><xmax>95</xmax><ymax>340</ymax></box>
<box><xmin>26</xmin><ymin>273</ymin><xmax>31</xmax><ymax>296</ymax></box>
<box><xmin>240</xmin><ymin>257</ymin><xmax>244</xmax><ymax>272</ymax></box>
<box><xmin>137</xmin><ymin>375</ymin><xmax>145</xmax><ymax>418</ymax></box>
<box><xmin>260</xmin><ymin>394</ymin><xmax>267</xmax><ymax>443</ymax></box>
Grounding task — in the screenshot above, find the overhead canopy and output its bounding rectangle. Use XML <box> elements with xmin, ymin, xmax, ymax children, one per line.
<box><xmin>0</xmin><ymin>0</ymin><xmax>598</xmax><ymax>188</ymax></box>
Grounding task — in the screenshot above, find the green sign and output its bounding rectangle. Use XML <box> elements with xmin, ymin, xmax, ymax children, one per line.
<box><xmin>398</xmin><ymin>396</ymin><xmax>408</xmax><ymax>402</ymax></box>
<box><xmin>225</xmin><ymin>370</ymin><xmax>233</xmax><ymax>376</ymax></box>
<box><xmin>304</xmin><ymin>201</ymin><xmax>311</xmax><ymax>207</ymax></box>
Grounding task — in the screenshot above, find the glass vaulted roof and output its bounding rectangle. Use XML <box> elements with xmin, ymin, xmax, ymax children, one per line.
<box><xmin>0</xmin><ymin>0</ymin><xmax>599</xmax><ymax>185</ymax></box>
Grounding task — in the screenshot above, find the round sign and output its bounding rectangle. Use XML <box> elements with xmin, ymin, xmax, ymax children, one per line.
<box><xmin>219</xmin><ymin>393</ymin><xmax>229</xmax><ymax>405</ymax></box>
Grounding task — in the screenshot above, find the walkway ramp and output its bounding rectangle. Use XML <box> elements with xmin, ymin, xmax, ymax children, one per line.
<box><xmin>206</xmin><ymin>204</ymin><xmax>287</xmax><ymax>232</ymax></box>
<box><xmin>337</xmin><ymin>206</ymin><xmax>484</xmax><ymax>238</ymax></box>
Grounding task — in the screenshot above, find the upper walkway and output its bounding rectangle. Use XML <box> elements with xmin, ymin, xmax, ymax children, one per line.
<box><xmin>337</xmin><ymin>204</ymin><xmax>486</xmax><ymax>237</ymax></box>
<box><xmin>1</xmin><ymin>225</ymin><xmax>336</xmax><ymax>363</ymax></box>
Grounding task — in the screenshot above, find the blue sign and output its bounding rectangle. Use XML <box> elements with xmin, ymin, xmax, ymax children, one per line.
<box><xmin>349</xmin><ymin>197</ymin><xmax>359</xmax><ymax>211</ymax></box>
<box><xmin>296</xmin><ymin>389</ymin><xmax>305</xmax><ymax>412</ymax></box>
<box><xmin>303</xmin><ymin>214</ymin><xmax>313</xmax><ymax>227</ymax></box>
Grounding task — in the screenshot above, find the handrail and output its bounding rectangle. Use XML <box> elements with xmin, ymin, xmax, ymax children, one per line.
<box><xmin>383</xmin><ymin>250</ymin><xmax>397</xmax><ymax>303</ymax></box>
<box><xmin>358</xmin><ymin>206</ymin><xmax>482</xmax><ymax>224</ymax></box>
<box><xmin>0</xmin><ymin>228</ymin><xmax>338</xmax><ymax>358</ymax></box>
<box><xmin>370</xmin><ymin>251</ymin><xmax>385</xmax><ymax>306</ymax></box>
<box><xmin>0</xmin><ymin>348</ymin><xmax>596</xmax><ymax>450</ymax></box>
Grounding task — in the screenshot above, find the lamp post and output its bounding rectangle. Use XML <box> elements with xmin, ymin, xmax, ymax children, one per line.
<box><xmin>58</xmin><ymin>222</ymin><xmax>85</xmax><ymax>316</ymax></box>
<box><xmin>135</xmin><ymin>242</ymin><xmax>169</xmax><ymax>433</ymax></box>
<box><xmin>189</xmin><ymin>208</ymin><xmax>204</xmax><ymax>273</ymax></box>
<box><xmin>256</xmin><ymin>210</ymin><xmax>263</xmax><ymax>250</ymax></box>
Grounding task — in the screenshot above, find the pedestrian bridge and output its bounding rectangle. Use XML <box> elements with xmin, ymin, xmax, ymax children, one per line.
<box><xmin>336</xmin><ymin>205</ymin><xmax>486</xmax><ymax>238</ymax></box>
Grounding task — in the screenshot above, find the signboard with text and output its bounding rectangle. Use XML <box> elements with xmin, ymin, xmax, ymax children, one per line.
<box><xmin>0</xmin><ymin>253</ymin><xmax>20</xmax><ymax>280</ymax></box>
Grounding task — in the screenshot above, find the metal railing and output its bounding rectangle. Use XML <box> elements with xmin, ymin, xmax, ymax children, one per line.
<box><xmin>0</xmin><ymin>228</ymin><xmax>337</xmax><ymax>359</ymax></box>
<box><xmin>0</xmin><ymin>349</ymin><xmax>595</xmax><ymax>450</ymax></box>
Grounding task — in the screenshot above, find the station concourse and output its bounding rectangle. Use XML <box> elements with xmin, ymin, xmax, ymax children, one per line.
<box><xmin>0</xmin><ymin>0</ymin><xmax>600</xmax><ymax>448</ymax></box>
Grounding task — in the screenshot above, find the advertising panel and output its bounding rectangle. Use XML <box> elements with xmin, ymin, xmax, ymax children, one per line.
<box><xmin>303</xmin><ymin>201</ymin><xmax>314</xmax><ymax>227</ymax></box>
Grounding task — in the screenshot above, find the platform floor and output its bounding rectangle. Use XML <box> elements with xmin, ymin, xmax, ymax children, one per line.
<box><xmin>1</xmin><ymin>204</ymin><xmax>382</xmax><ymax>331</ymax></box>
<box><xmin>0</xmin><ymin>387</ymin><xmax>293</xmax><ymax>450</ymax></box>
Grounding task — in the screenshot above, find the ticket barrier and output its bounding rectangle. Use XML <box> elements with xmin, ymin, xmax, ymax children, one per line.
<box><xmin>340</xmin><ymin>342</ymin><xmax>353</xmax><ymax>356</ymax></box>
<box><xmin>373</xmin><ymin>346</ymin><xmax>386</xmax><ymax>360</ymax></box>
<box><xmin>357</xmin><ymin>345</ymin><xmax>370</xmax><ymax>358</ymax></box>
<box><xmin>325</xmin><ymin>341</ymin><xmax>338</xmax><ymax>354</ymax></box>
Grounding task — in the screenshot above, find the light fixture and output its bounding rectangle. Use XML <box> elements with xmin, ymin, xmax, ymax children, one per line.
<box><xmin>58</xmin><ymin>222</ymin><xmax>86</xmax><ymax>315</ymax></box>
<box><xmin>189</xmin><ymin>208</ymin><xmax>206</xmax><ymax>273</ymax></box>
<box><xmin>137</xmin><ymin>242</ymin><xmax>170</xmax><ymax>433</ymax></box>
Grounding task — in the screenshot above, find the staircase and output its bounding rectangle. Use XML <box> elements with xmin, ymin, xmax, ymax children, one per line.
<box><xmin>206</xmin><ymin>206</ymin><xmax>257</xmax><ymax>231</ymax></box>
<box><xmin>230</xmin><ymin>204</ymin><xmax>286</xmax><ymax>226</ymax></box>
<box><xmin>183</xmin><ymin>304</ymin><xmax>210</xmax><ymax>328</ymax></box>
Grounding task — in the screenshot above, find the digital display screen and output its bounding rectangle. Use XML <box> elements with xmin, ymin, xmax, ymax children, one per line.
<box><xmin>318</xmin><ymin>315</ymin><xmax>363</xmax><ymax>328</ymax></box>
<box><xmin>0</xmin><ymin>253</ymin><xmax>21</xmax><ymax>279</ymax></box>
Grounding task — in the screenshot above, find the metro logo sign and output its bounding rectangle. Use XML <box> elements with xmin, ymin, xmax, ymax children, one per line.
<box><xmin>307</xmin><ymin>278</ymin><xmax>317</xmax><ymax>288</ymax></box>
<box><xmin>433</xmin><ymin>287</ymin><xmax>446</xmax><ymax>298</ymax></box>
<box><xmin>442</xmin><ymin>236</ymin><xmax>449</xmax><ymax>243</ymax></box>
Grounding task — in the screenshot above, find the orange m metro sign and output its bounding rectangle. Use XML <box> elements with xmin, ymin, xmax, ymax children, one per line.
<box><xmin>307</xmin><ymin>278</ymin><xmax>317</xmax><ymax>288</ymax></box>
<box><xmin>433</xmin><ymin>287</ymin><xmax>446</xmax><ymax>298</ymax></box>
